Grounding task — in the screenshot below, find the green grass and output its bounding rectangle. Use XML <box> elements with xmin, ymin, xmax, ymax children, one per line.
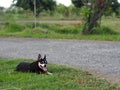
<box><xmin>0</xmin><ymin>18</ymin><xmax>120</xmax><ymax>41</ymax></box>
<box><xmin>0</xmin><ymin>59</ymin><xmax>120</xmax><ymax>90</ymax></box>
<box><xmin>101</xmin><ymin>17</ymin><xmax>120</xmax><ymax>33</ymax></box>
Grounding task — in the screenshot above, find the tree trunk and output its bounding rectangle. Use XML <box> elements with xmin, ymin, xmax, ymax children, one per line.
<box><xmin>82</xmin><ymin>1</ymin><xmax>110</xmax><ymax>35</ymax></box>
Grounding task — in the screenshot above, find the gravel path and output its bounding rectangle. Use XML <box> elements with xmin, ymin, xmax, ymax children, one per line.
<box><xmin>0</xmin><ymin>38</ymin><xmax>120</xmax><ymax>84</ymax></box>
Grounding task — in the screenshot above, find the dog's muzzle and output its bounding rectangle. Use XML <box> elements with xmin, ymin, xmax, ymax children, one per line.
<box><xmin>38</xmin><ymin>62</ymin><xmax>47</xmax><ymax>72</ymax></box>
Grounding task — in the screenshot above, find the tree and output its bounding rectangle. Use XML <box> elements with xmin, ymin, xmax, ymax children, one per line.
<box><xmin>13</xmin><ymin>0</ymin><xmax>56</xmax><ymax>16</ymax></box>
<box><xmin>0</xmin><ymin>7</ymin><xmax>5</xmax><ymax>14</ymax></box>
<box><xmin>72</xmin><ymin>0</ymin><xmax>84</xmax><ymax>8</ymax></box>
<box><xmin>72</xmin><ymin>0</ymin><xmax>120</xmax><ymax>34</ymax></box>
<box><xmin>0</xmin><ymin>7</ymin><xmax>4</xmax><ymax>11</ymax></box>
<box><xmin>111</xmin><ymin>0</ymin><xmax>120</xmax><ymax>16</ymax></box>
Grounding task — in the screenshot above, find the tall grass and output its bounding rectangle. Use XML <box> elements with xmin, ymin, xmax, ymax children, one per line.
<box><xmin>0</xmin><ymin>18</ymin><xmax>120</xmax><ymax>41</ymax></box>
<box><xmin>0</xmin><ymin>59</ymin><xmax>119</xmax><ymax>90</ymax></box>
<box><xmin>92</xmin><ymin>26</ymin><xmax>118</xmax><ymax>35</ymax></box>
<box><xmin>101</xmin><ymin>17</ymin><xmax>120</xmax><ymax>33</ymax></box>
<box><xmin>4</xmin><ymin>23</ymin><xmax>24</xmax><ymax>33</ymax></box>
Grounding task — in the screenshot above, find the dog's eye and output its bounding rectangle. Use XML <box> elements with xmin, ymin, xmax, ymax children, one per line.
<box><xmin>45</xmin><ymin>61</ymin><xmax>47</xmax><ymax>64</ymax></box>
<box><xmin>41</xmin><ymin>61</ymin><xmax>44</xmax><ymax>64</ymax></box>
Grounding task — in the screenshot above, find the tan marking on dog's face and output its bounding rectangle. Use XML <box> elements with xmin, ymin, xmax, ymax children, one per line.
<box><xmin>38</xmin><ymin>62</ymin><xmax>42</xmax><ymax>68</ymax></box>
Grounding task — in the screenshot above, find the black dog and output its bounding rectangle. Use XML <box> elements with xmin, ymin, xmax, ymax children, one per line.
<box><xmin>15</xmin><ymin>54</ymin><xmax>48</xmax><ymax>74</ymax></box>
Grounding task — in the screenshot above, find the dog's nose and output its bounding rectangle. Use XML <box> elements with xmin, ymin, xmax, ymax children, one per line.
<box><xmin>44</xmin><ymin>65</ymin><xmax>46</xmax><ymax>67</ymax></box>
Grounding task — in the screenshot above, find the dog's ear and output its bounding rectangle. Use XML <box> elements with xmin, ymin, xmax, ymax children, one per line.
<box><xmin>38</xmin><ymin>54</ymin><xmax>42</xmax><ymax>60</ymax></box>
<box><xmin>43</xmin><ymin>55</ymin><xmax>47</xmax><ymax>64</ymax></box>
<box><xmin>43</xmin><ymin>55</ymin><xmax>46</xmax><ymax>60</ymax></box>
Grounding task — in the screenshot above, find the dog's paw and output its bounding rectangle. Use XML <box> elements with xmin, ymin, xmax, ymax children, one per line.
<box><xmin>47</xmin><ymin>72</ymin><xmax>53</xmax><ymax>75</ymax></box>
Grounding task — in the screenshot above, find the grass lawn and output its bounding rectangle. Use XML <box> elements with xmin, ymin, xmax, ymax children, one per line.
<box><xmin>0</xmin><ymin>59</ymin><xmax>120</xmax><ymax>90</ymax></box>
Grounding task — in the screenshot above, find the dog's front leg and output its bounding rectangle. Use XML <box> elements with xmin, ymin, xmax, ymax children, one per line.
<box><xmin>46</xmin><ymin>71</ymin><xmax>53</xmax><ymax>75</ymax></box>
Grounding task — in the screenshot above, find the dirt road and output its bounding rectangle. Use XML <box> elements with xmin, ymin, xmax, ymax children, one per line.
<box><xmin>0</xmin><ymin>38</ymin><xmax>120</xmax><ymax>84</ymax></box>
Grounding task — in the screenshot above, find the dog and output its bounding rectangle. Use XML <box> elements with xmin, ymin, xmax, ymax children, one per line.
<box><xmin>15</xmin><ymin>54</ymin><xmax>52</xmax><ymax>75</ymax></box>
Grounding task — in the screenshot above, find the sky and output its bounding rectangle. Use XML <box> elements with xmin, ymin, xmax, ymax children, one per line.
<box><xmin>56</xmin><ymin>0</ymin><xmax>72</xmax><ymax>7</ymax></box>
<box><xmin>0</xmin><ymin>0</ymin><xmax>120</xmax><ymax>8</ymax></box>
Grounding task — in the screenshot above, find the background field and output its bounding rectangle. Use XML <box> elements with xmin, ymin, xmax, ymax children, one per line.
<box><xmin>0</xmin><ymin>17</ymin><xmax>120</xmax><ymax>41</ymax></box>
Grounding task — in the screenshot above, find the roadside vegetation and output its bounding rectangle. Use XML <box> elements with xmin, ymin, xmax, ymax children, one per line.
<box><xmin>0</xmin><ymin>0</ymin><xmax>120</xmax><ymax>41</ymax></box>
<box><xmin>0</xmin><ymin>17</ymin><xmax>120</xmax><ymax>41</ymax></box>
<box><xmin>0</xmin><ymin>59</ymin><xmax>120</xmax><ymax>90</ymax></box>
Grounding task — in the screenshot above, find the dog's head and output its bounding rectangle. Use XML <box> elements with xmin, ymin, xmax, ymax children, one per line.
<box><xmin>37</xmin><ymin>54</ymin><xmax>47</xmax><ymax>73</ymax></box>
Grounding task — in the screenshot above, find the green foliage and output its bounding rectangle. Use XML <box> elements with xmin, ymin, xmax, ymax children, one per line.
<box><xmin>40</xmin><ymin>23</ymin><xmax>81</xmax><ymax>34</ymax></box>
<box><xmin>4</xmin><ymin>23</ymin><xmax>24</xmax><ymax>32</ymax></box>
<box><xmin>103</xmin><ymin>0</ymin><xmax>120</xmax><ymax>16</ymax></box>
<box><xmin>53</xmin><ymin>26</ymin><xmax>80</xmax><ymax>34</ymax></box>
<box><xmin>53</xmin><ymin>4</ymin><xmax>82</xmax><ymax>19</ymax></box>
<box><xmin>54</xmin><ymin>4</ymin><xmax>69</xmax><ymax>17</ymax></box>
<box><xmin>0</xmin><ymin>6</ymin><xmax>5</xmax><ymax>14</ymax></box>
<box><xmin>0</xmin><ymin>59</ymin><xmax>120</xmax><ymax>90</ymax></box>
<box><xmin>0</xmin><ymin>19</ymin><xmax>120</xmax><ymax>41</ymax></box>
<box><xmin>32</xmin><ymin>27</ymin><xmax>49</xmax><ymax>34</ymax></box>
<box><xmin>72</xmin><ymin>0</ymin><xmax>120</xmax><ymax>35</ymax></box>
<box><xmin>92</xmin><ymin>26</ymin><xmax>118</xmax><ymax>35</ymax></box>
<box><xmin>110</xmin><ymin>0</ymin><xmax>120</xmax><ymax>16</ymax></box>
<box><xmin>80</xmin><ymin>7</ymin><xmax>92</xmax><ymax>21</ymax></box>
<box><xmin>32</xmin><ymin>23</ymin><xmax>81</xmax><ymax>34</ymax></box>
<box><xmin>13</xmin><ymin>0</ymin><xmax>56</xmax><ymax>16</ymax></box>
<box><xmin>71</xmin><ymin>0</ymin><xmax>84</xmax><ymax>8</ymax></box>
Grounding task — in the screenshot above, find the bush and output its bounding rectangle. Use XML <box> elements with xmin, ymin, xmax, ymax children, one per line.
<box><xmin>92</xmin><ymin>26</ymin><xmax>118</xmax><ymax>35</ymax></box>
<box><xmin>53</xmin><ymin>26</ymin><xmax>80</xmax><ymax>34</ymax></box>
<box><xmin>5</xmin><ymin>23</ymin><xmax>24</xmax><ymax>32</ymax></box>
